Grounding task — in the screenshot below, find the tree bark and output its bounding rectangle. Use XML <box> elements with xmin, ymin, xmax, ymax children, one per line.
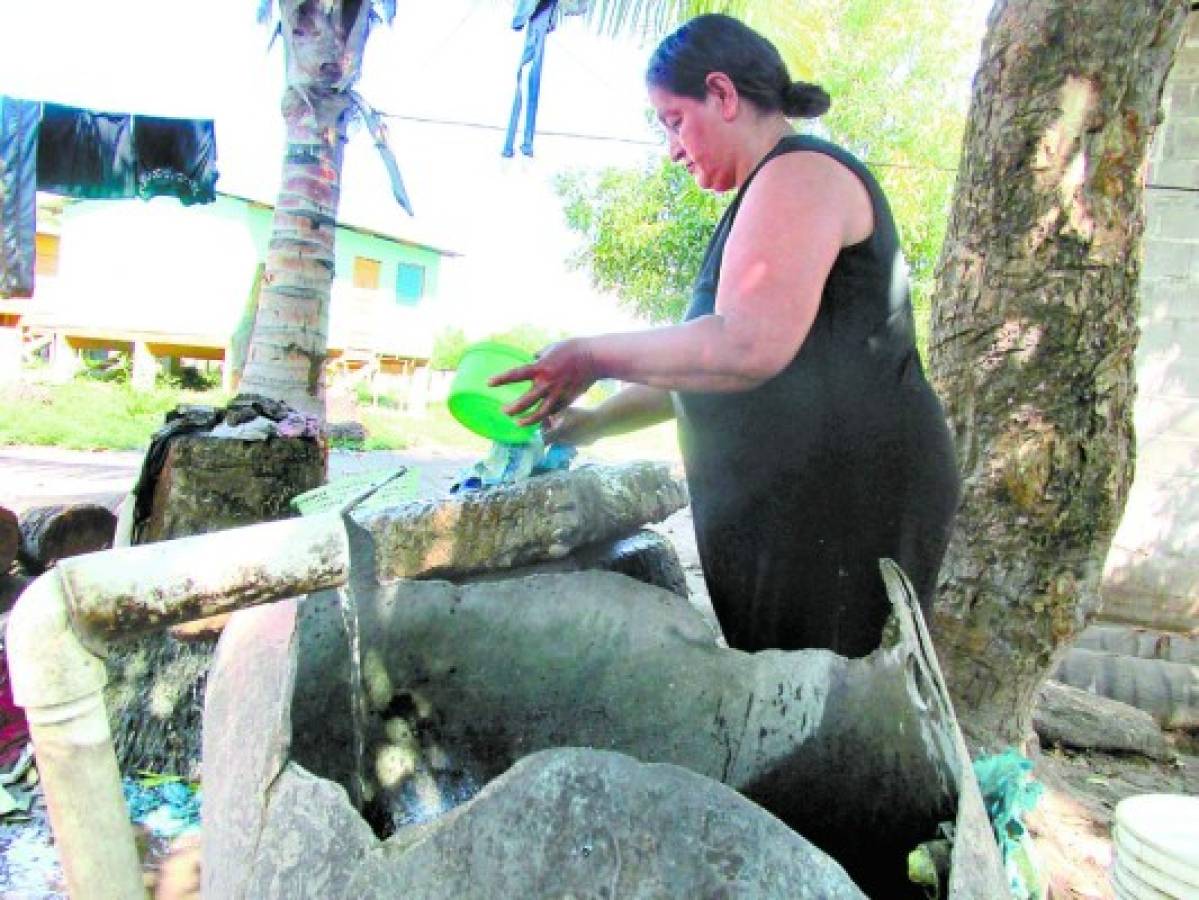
<box><xmin>929</xmin><ymin>0</ymin><xmax>1189</xmax><ymax>748</ymax></box>
<box><xmin>237</xmin><ymin>1</ymin><xmax>375</xmax><ymax>421</ymax></box>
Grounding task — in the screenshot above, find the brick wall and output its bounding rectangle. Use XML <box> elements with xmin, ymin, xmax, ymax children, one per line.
<box><xmin>1102</xmin><ymin>10</ymin><xmax>1199</xmax><ymax>631</ymax></box>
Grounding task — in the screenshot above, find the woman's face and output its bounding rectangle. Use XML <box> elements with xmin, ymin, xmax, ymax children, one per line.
<box><xmin>648</xmin><ymin>83</ymin><xmax>735</xmax><ymax>192</ymax></box>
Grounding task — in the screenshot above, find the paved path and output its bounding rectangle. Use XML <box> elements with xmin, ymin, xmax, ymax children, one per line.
<box><xmin>0</xmin><ymin>446</ymin><xmax>474</xmax><ymax>515</ymax></box>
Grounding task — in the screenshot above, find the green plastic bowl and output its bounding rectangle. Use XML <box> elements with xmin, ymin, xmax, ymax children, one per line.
<box><xmin>447</xmin><ymin>341</ymin><xmax>539</xmax><ymax>444</ymax></box>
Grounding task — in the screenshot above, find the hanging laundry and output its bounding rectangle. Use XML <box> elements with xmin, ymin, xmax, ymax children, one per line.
<box><xmin>502</xmin><ymin>0</ymin><xmax>561</xmax><ymax>158</ymax></box>
<box><xmin>0</xmin><ymin>96</ymin><xmax>219</xmax><ymax>298</ymax></box>
<box><xmin>132</xmin><ymin>114</ymin><xmax>219</xmax><ymax>206</ymax></box>
<box><xmin>0</xmin><ymin>98</ymin><xmax>42</xmax><ymax>298</ymax></box>
<box><xmin>36</xmin><ymin>103</ymin><xmax>137</xmax><ymax>198</ymax></box>
<box><xmin>36</xmin><ymin>102</ymin><xmax>218</xmax><ymax>204</ymax></box>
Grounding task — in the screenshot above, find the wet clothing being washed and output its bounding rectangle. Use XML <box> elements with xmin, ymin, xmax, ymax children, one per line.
<box><xmin>677</xmin><ymin>134</ymin><xmax>960</xmax><ymax>657</ymax></box>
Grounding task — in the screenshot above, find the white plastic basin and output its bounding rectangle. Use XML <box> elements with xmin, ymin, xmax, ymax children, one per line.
<box><xmin>1112</xmin><ymin>794</ymin><xmax>1199</xmax><ymax>900</ymax></box>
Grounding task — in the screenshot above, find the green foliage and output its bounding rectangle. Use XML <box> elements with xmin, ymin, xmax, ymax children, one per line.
<box><xmin>557</xmin><ymin>158</ymin><xmax>727</xmax><ymax>323</ymax></box>
<box><xmin>559</xmin><ymin>0</ymin><xmax>983</xmax><ymax>347</ymax></box>
<box><xmin>430</xmin><ymin>327</ymin><xmax>470</xmax><ymax>370</ymax></box>
<box><xmin>482</xmin><ymin>324</ymin><xmax>568</xmax><ymax>357</ymax></box>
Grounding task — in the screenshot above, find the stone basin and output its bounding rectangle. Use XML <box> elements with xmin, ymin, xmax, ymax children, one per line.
<box><xmin>200</xmin><ymin>464</ymin><xmax>1006</xmax><ymax>898</ymax></box>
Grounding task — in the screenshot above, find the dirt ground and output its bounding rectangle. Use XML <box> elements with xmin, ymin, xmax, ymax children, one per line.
<box><xmin>1</xmin><ymin>444</ymin><xmax>1195</xmax><ymax>899</ymax></box>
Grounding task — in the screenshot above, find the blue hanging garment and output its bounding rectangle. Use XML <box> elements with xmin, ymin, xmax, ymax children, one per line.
<box><xmin>0</xmin><ymin>97</ymin><xmax>41</xmax><ymax>298</ymax></box>
<box><xmin>502</xmin><ymin>0</ymin><xmax>560</xmax><ymax>158</ymax></box>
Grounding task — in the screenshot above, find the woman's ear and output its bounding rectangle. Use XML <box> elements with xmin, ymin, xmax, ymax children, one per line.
<box><xmin>704</xmin><ymin>72</ymin><xmax>740</xmax><ymax>120</ymax></box>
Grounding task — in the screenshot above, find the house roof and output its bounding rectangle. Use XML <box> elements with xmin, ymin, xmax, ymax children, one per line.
<box><xmin>218</xmin><ymin>191</ymin><xmax>461</xmax><ymax>259</ymax></box>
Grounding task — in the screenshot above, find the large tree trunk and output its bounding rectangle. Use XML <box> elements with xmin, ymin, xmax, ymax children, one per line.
<box><xmin>237</xmin><ymin>1</ymin><xmax>375</xmax><ymax>421</ymax></box>
<box><xmin>929</xmin><ymin>0</ymin><xmax>1189</xmax><ymax>748</ymax></box>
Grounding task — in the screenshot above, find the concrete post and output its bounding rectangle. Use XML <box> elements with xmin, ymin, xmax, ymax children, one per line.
<box><xmin>50</xmin><ymin>332</ymin><xmax>80</xmax><ymax>383</ymax></box>
<box><xmin>130</xmin><ymin>341</ymin><xmax>157</xmax><ymax>391</ymax></box>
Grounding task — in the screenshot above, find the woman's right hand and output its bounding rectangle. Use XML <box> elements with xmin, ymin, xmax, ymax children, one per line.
<box><xmin>542</xmin><ymin>406</ymin><xmax>601</xmax><ymax>447</ymax></box>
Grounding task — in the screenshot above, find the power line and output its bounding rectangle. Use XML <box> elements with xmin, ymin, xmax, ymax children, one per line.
<box><xmin>378</xmin><ymin>110</ymin><xmax>662</xmax><ymax>147</ymax></box>
<box><xmin>378</xmin><ymin>109</ymin><xmax>963</xmax><ymax>173</ymax></box>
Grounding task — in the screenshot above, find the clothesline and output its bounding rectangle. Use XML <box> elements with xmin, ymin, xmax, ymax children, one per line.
<box><xmin>375</xmin><ymin>108</ymin><xmax>962</xmax><ymax>172</ymax></box>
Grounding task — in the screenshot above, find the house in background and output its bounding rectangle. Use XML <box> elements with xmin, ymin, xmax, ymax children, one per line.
<box><xmin>0</xmin><ymin>190</ymin><xmax>458</xmax><ymax>392</ymax></box>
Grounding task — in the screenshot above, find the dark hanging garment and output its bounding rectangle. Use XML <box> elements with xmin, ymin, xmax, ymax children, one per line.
<box><xmin>0</xmin><ymin>97</ymin><xmax>41</xmax><ymax>298</ymax></box>
<box><xmin>502</xmin><ymin>0</ymin><xmax>559</xmax><ymax>158</ymax></box>
<box><xmin>36</xmin><ymin>102</ymin><xmax>137</xmax><ymax>198</ymax></box>
<box><xmin>677</xmin><ymin>134</ymin><xmax>961</xmax><ymax>658</ymax></box>
<box><xmin>35</xmin><ymin>102</ymin><xmax>217</xmax><ymax>203</ymax></box>
<box><xmin>132</xmin><ymin>114</ymin><xmax>218</xmax><ymax>206</ymax></box>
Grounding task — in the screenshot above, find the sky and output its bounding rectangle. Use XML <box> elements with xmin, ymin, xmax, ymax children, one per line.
<box><xmin>0</xmin><ymin>0</ymin><xmax>666</xmax><ymax>338</ymax></box>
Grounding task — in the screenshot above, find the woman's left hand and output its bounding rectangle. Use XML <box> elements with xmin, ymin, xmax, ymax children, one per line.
<box><xmin>489</xmin><ymin>338</ymin><xmax>601</xmax><ymax>426</ymax></box>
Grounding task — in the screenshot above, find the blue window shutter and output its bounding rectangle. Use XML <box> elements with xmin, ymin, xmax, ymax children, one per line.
<box><xmin>395</xmin><ymin>262</ymin><xmax>425</xmax><ymax>305</ymax></box>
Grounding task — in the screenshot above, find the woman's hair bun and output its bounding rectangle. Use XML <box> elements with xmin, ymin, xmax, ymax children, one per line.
<box><xmin>782</xmin><ymin>81</ymin><xmax>831</xmax><ymax>119</ymax></box>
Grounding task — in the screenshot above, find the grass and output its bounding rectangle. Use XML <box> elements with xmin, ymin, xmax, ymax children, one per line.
<box><xmin>0</xmin><ymin>375</ymin><xmax>682</xmax><ymax>462</ymax></box>
<box><xmin>0</xmin><ymin>378</ymin><xmax>228</xmax><ymax>451</ymax></box>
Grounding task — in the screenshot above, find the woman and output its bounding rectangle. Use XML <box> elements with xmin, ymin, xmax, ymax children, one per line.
<box><xmin>492</xmin><ymin>13</ymin><xmax>960</xmax><ymax>658</ymax></box>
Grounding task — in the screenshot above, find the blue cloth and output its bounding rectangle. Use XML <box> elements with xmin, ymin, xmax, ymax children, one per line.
<box><xmin>123</xmin><ymin>777</ymin><xmax>202</xmax><ymax>839</ymax></box>
<box><xmin>450</xmin><ymin>436</ymin><xmax>576</xmax><ymax>494</ymax></box>
<box><xmin>503</xmin><ymin>0</ymin><xmax>558</xmax><ymax>158</ymax></box>
<box><xmin>0</xmin><ymin>97</ymin><xmax>41</xmax><ymax>298</ymax></box>
<box><xmin>972</xmin><ymin>748</ymin><xmax>1044</xmax><ymax>899</ymax></box>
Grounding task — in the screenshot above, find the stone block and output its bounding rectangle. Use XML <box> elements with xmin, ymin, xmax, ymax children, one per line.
<box><xmin>1140</xmin><ymin>280</ymin><xmax>1199</xmax><ymax>325</ymax></box>
<box><xmin>460</xmin><ymin>528</ymin><xmax>691</xmax><ymax>599</ymax></box>
<box><xmin>144</xmin><ymin>435</ymin><xmax>323</xmax><ymax>542</ymax></box>
<box><xmin>351</xmin><ymin>462</ymin><xmax>688</xmax><ymax>582</ymax></box>
<box><xmin>1166</xmin><ymin>118</ymin><xmax>1199</xmax><ymax>160</ymax></box>
<box><xmin>245</xmin><ymin>764</ymin><xmax>377</xmax><ymax>899</ymax></box>
<box><xmin>1051</xmin><ymin>646</ymin><xmax>1198</xmax><ymax>729</ymax></box>
<box><xmin>1135</xmin><ymin>317</ymin><xmax>1199</xmax><ymax>382</ymax></box>
<box><xmin>1035</xmin><ymin>680</ymin><xmax>1171</xmax><ymax>759</ymax></box>
<box><xmin>1108</xmin><ymin>465</ymin><xmax>1197</xmax><ymax>553</ymax></box>
<box><xmin>1128</xmin><ymin>433</ymin><xmax>1199</xmax><ymax>479</ymax></box>
<box><xmin>1151</xmin><ymin>158</ymin><xmax>1199</xmax><ymax>190</ymax></box>
<box><xmin>1142</xmin><ymin>239</ymin><xmax>1195</xmax><ymax>279</ymax></box>
<box><xmin>1131</xmin><ymin>396</ymin><xmax>1199</xmax><ymax>442</ymax></box>
<box><xmin>1145</xmin><ymin>190</ymin><xmax>1199</xmax><ymax>240</ymax></box>
<box><xmin>202</xmin><ymin>599</ymin><xmax>303</xmax><ymax>899</ymax></box>
<box><xmin>1075</xmin><ymin>623</ymin><xmax>1199</xmax><ymax>665</ymax></box>
<box><xmin>347</xmin><ymin>749</ymin><xmax>866</xmax><ymax>900</ymax></box>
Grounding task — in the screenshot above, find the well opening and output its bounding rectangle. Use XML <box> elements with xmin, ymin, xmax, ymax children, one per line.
<box><xmin>201</xmin><ymin>466</ymin><xmax>1006</xmax><ymax>898</ymax></box>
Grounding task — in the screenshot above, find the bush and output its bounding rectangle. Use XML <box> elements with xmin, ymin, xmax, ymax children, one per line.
<box><xmin>430</xmin><ymin>327</ymin><xmax>469</xmax><ymax>370</ymax></box>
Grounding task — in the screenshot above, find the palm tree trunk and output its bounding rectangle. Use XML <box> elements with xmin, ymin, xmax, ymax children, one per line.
<box><xmin>237</xmin><ymin>86</ymin><xmax>351</xmax><ymax>420</ymax></box>
<box><xmin>929</xmin><ymin>0</ymin><xmax>1188</xmax><ymax>748</ymax></box>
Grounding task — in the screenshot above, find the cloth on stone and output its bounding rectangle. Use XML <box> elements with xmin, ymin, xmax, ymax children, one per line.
<box><xmin>130</xmin><ymin>405</ymin><xmax>222</xmax><ymax>541</ymax></box>
<box><xmin>210</xmin><ymin>416</ymin><xmax>275</xmax><ymax>442</ymax></box>
<box><xmin>276</xmin><ymin>411</ymin><xmax>322</xmax><ymax>439</ymax></box>
<box><xmin>450</xmin><ymin>437</ymin><xmax>576</xmax><ymax>493</ymax></box>
<box><xmin>678</xmin><ymin>134</ymin><xmax>960</xmax><ymax>657</ymax></box>
<box><xmin>225</xmin><ymin>393</ymin><xmax>291</xmax><ymax>423</ymax></box>
<box><xmin>503</xmin><ymin>0</ymin><xmax>559</xmax><ymax>158</ymax></box>
<box><xmin>0</xmin><ymin>97</ymin><xmax>41</xmax><ymax>298</ymax></box>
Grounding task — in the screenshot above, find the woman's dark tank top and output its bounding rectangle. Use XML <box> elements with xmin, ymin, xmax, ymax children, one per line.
<box><xmin>676</xmin><ymin>133</ymin><xmax>959</xmax><ymax>657</ymax></box>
